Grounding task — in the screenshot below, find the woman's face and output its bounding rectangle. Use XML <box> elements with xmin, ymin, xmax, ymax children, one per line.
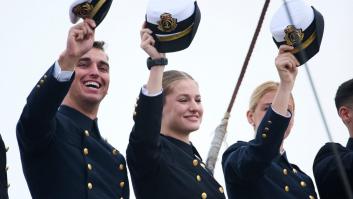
<box><xmin>162</xmin><ymin>79</ymin><xmax>203</xmax><ymax>136</ymax></box>
<box><xmin>247</xmin><ymin>90</ymin><xmax>295</xmax><ymax>140</ymax></box>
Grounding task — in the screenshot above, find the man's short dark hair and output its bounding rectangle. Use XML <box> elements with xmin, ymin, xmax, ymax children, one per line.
<box><xmin>335</xmin><ymin>78</ymin><xmax>353</xmax><ymax>111</ymax></box>
<box><xmin>93</xmin><ymin>41</ymin><xmax>106</xmax><ymax>51</ymax></box>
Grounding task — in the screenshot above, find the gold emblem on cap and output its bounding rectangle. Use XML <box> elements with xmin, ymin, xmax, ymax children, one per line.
<box><xmin>73</xmin><ymin>0</ymin><xmax>106</xmax><ymax>19</ymax></box>
<box><xmin>157</xmin><ymin>13</ymin><xmax>177</xmax><ymax>32</ymax></box>
<box><xmin>73</xmin><ymin>2</ymin><xmax>94</xmax><ymax>18</ymax></box>
<box><xmin>284</xmin><ymin>25</ymin><xmax>304</xmax><ymax>47</ymax></box>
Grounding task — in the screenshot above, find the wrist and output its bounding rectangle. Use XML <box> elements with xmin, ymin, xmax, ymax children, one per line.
<box><xmin>147</xmin><ymin>57</ymin><xmax>168</xmax><ymax>70</ymax></box>
<box><xmin>149</xmin><ymin>53</ymin><xmax>166</xmax><ymax>60</ymax></box>
<box><xmin>278</xmin><ymin>84</ymin><xmax>293</xmax><ymax>96</ymax></box>
<box><xmin>58</xmin><ymin>51</ymin><xmax>77</xmax><ymax>71</ymax></box>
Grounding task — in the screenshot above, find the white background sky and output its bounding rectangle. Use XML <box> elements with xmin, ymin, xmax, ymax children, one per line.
<box><xmin>1</xmin><ymin>0</ymin><xmax>352</xmax><ymax>198</ymax></box>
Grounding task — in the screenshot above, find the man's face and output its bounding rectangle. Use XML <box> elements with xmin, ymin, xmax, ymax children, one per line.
<box><xmin>67</xmin><ymin>48</ymin><xmax>110</xmax><ymax>106</ymax></box>
<box><xmin>339</xmin><ymin>104</ymin><xmax>353</xmax><ymax>133</ymax></box>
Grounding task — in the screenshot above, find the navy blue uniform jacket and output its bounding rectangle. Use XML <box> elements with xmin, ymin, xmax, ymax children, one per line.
<box><xmin>313</xmin><ymin>138</ymin><xmax>353</xmax><ymax>199</ymax></box>
<box><xmin>0</xmin><ymin>134</ymin><xmax>9</xmax><ymax>199</ymax></box>
<box><xmin>222</xmin><ymin>107</ymin><xmax>317</xmax><ymax>199</ymax></box>
<box><xmin>16</xmin><ymin>65</ymin><xmax>129</xmax><ymax>199</ymax></box>
<box><xmin>127</xmin><ymin>92</ymin><xmax>226</xmax><ymax>199</ymax></box>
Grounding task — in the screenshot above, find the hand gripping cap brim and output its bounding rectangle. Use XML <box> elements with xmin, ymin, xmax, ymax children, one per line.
<box><xmin>270</xmin><ymin>0</ymin><xmax>324</xmax><ymax>65</ymax></box>
<box><xmin>70</xmin><ymin>0</ymin><xmax>113</xmax><ymax>27</ymax></box>
<box><xmin>146</xmin><ymin>1</ymin><xmax>201</xmax><ymax>53</ymax></box>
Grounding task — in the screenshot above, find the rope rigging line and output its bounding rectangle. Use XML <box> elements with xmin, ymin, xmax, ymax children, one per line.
<box><xmin>206</xmin><ymin>0</ymin><xmax>271</xmax><ymax>174</ymax></box>
<box><xmin>282</xmin><ymin>1</ymin><xmax>353</xmax><ymax>198</ymax></box>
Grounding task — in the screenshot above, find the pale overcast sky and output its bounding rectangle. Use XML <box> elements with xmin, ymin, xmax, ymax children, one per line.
<box><xmin>1</xmin><ymin>0</ymin><xmax>352</xmax><ymax>198</ymax></box>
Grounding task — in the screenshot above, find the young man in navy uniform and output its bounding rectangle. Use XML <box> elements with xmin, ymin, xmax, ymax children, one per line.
<box><xmin>313</xmin><ymin>78</ymin><xmax>353</xmax><ymax>199</ymax></box>
<box><xmin>16</xmin><ymin>19</ymin><xmax>129</xmax><ymax>199</ymax></box>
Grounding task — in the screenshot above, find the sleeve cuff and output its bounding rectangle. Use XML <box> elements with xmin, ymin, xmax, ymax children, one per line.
<box><xmin>53</xmin><ymin>61</ymin><xmax>74</xmax><ymax>82</ymax></box>
<box><xmin>141</xmin><ymin>85</ymin><xmax>163</xmax><ymax>97</ymax></box>
<box><xmin>271</xmin><ymin>105</ymin><xmax>292</xmax><ymax>118</ymax></box>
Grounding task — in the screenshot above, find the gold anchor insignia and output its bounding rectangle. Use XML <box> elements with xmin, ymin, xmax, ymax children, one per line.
<box><xmin>73</xmin><ymin>2</ymin><xmax>94</xmax><ymax>18</ymax></box>
<box><xmin>157</xmin><ymin>13</ymin><xmax>177</xmax><ymax>32</ymax></box>
<box><xmin>284</xmin><ymin>25</ymin><xmax>304</xmax><ymax>47</ymax></box>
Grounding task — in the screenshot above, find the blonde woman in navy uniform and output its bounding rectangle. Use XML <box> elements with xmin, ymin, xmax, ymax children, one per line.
<box><xmin>222</xmin><ymin>45</ymin><xmax>317</xmax><ymax>199</ymax></box>
<box><xmin>126</xmin><ymin>25</ymin><xmax>226</xmax><ymax>199</ymax></box>
<box><xmin>16</xmin><ymin>19</ymin><xmax>129</xmax><ymax>199</ymax></box>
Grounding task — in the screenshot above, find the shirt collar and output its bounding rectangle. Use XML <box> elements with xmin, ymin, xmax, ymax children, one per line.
<box><xmin>273</xmin><ymin>151</ymin><xmax>290</xmax><ymax>165</ymax></box>
<box><xmin>58</xmin><ymin>105</ymin><xmax>102</xmax><ymax>139</ymax></box>
<box><xmin>346</xmin><ymin>138</ymin><xmax>353</xmax><ymax>150</ymax></box>
<box><xmin>162</xmin><ymin>135</ymin><xmax>202</xmax><ymax>161</ymax></box>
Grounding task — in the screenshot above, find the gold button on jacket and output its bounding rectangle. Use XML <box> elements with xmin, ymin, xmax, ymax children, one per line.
<box><xmin>127</xmin><ymin>92</ymin><xmax>225</xmax><ymax>199</ymax></box>
<box><xmin>222</xmin><ymin>107</ymin><xmax>317</xmax><ymax>199</ymax></box>
<box><xmin>17</xmin><ymin>65</ymin><xmax>130</xmax><ymax>199</ymax></box>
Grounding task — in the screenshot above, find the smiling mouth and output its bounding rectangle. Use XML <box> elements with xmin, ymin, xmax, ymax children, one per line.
<box><xmin>184</xmin><ymin>115</ymin><xmax>199</xmax><ymax>120</ymax></box>
<box><xmin>84</xmin><ymin>81</ymin><xmax>101</xmax><ymax>89</ymax></box>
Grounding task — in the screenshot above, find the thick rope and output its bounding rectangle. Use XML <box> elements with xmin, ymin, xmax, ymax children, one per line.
<box><xmin>282</xmin><ymin>1</ymin><xmax>353</xmax><ymax>198</ymax></box>
<box><xmin>206</xmin><ymin>0</ymin><xmax>271</xmax><ymax>174</ymax></box>
<box><xmin>206</xmin><ymin>112</ymin><xmax>230</xmax><ymax>173</ymax></box>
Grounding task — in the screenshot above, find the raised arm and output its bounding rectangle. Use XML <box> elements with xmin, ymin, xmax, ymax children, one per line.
<box><xmin>16</xmin><ymin>19</ymin><xmax>96</xmax><ymax>153</ymax></box>
<box><xmin>127</xmin><ymin>25</ymin><xmax>168</xmax><ymax>179</ymax></box>
<box><xmin>222</xmin><ymin>45</ymin><xmax>299</xmax><ymax>182</ymax></box>
<box><xmin>141</xmin><ymin>27</ymin><xmax>166</xmax><ymax>93</ymax></box>
<box><xmin>272</xmin><ymin>45</ymin><xmax>298</xmax><ymax>115</ymax></box>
